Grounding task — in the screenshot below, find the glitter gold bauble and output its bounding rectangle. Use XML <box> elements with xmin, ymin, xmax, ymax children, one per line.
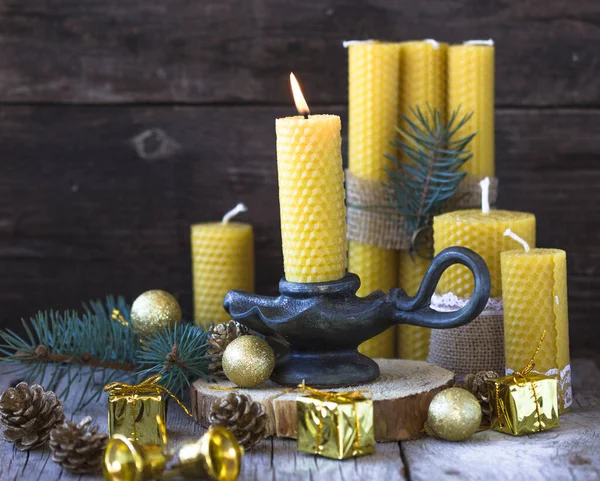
<box><xmin>222</xmin><ymin>336</ymin><xmax>275</xmax><ymax>388</ymax></box>
<box><xmin>130</xmin><ymin>290</ymin><xmax>182</xmax><ymax>336</ymax></box>
<box><xmin>426</xmin><ymin>387</ymin><xmax>482</xmax><ymax>441</ymax></box>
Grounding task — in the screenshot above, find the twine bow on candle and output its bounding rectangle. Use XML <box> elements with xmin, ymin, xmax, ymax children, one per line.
<box><xmin>297</xmin><ymin>381</ymin><xmax>372</xmax><ymax>456</ymax></box>
<box><xmin>495</xmin><ymin>330</ymin><xmax>547</xmax><ymax>430</ymax></box>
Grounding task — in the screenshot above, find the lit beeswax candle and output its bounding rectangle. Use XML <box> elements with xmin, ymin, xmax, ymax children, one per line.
<box><xmin>434</xmin><ymin>179</ymin><xmax>535</xmax><ymax>298</ymax></box>
<box><xmin>276</xmin><ymin>73</ymin><xmax>346</xmax><ymax>283</ymax></box>
<box><xmin>191</xmin><ymin>203</ymin><xmax>254</xmax><ymax>327</ymax></box>
<box><xmin>501</xmin><ymin>229</ymin><xmax>571</xmax><ymax>413</ymax></box>
<box><xmin>396</xmin><ymin>39</ymin><xmax>447</xmax><ymax>360</ymax></box>
<box><xmin>347</xmin><ymin>40</ymin><xmax>401</xmax><ymax>358</ymax></box>
<box><xmin>448</xmin><ymin>40</ymin><xmax>495</xmax><ymax>178</ymax></box>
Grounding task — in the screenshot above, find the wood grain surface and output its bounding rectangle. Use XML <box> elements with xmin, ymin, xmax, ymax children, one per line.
<box><xmin>0</xmin><ymin>359</ymin><xmax>598</xmax><ymax>480</ymax></box>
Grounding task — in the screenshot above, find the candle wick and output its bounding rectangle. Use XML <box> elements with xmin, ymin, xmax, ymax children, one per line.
<box><xmin>423</xmin><ymin>38</ymin><xmax>440</xmax><ymax>50</ymax></box>
<box><xmin>504</xmin><ymin>228</ymin><xmax>531</xmax><ymax>252</ymax></box>
<box><xmin>222</xmin><ymin>203</ymin><xmax>248</xmax><ymax>224</ymax></box>
<box><xmin>480</xmin><ymin>177</ymin><xmax>491</xmax><ymax>214</ymax></box>
<box><xmin>303</xmin><ymin>113</ymin><xmax>309</xmax><ymax>120</ymax></box>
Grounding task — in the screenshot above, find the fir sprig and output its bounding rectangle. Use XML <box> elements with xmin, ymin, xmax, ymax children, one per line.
<box><xmin>138</xmin><ymin>323</ymin><xmax>211</xmax><ymax>399</ymax></box>
<box><xmin>0</xmin><ymin>296</ymin><xmax>211</xmax><ymax>411</ymax></box>
<box><xmin>385</xmin><ymin>105</ymin><xmax>476</xmax><ymax>249</ymax></box>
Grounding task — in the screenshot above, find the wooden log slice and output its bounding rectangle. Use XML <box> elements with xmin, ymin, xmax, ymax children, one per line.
<box><xmin>190</xmin><ymin>359</ymin><xmax>454</xmax><ymax>442</ymax></box>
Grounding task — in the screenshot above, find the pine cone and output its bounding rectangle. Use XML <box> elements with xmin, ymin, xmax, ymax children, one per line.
<box><xmin>49</xmin><ymin>416</ymin><xmax>108</xmax><ymax>474</ymax></box>
<box><xmin>209</xmin><ymin>393</ymin><xmax>267</xmax><ymax>449</ymax></box>
<box><xmin>0</xmin><ymin>382</ymin><xmax>65</xmax><ymax>451</ymax></box>
<box><xmin>460</xmin><ymin>370</ymin><xmax>499</xmax><ymax>424</ymax></box>
<box><xmin>207</xmin><ymin>321</ymin><xmax>249</xmax><ymax>378</ymax></box>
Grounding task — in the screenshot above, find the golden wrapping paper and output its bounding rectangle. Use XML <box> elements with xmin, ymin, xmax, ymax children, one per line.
<box><xmin>105</xmin><ymin>374</ymin><xmax>192</xmax><ymax>446</ymax></box>
<box><xmin>296</xmin><ymin>385</ymin><xmax>375</xmax><ymax>460</ymax></box>
<box><xmin>488</xmin><ymin>372</ymin><xmax>559</xmax><ymax>436</ymax></box>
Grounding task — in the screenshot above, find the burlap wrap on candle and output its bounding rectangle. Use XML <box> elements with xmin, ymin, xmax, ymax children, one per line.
<box><xmin>346</xmin><ymin>171</ymin><xmax>499</xmax><ymax>250</ymax></box>
<box><xmin>427</xmin><ymin>293</ymin><xmax>505</xmax><ymax>376</ymax></box>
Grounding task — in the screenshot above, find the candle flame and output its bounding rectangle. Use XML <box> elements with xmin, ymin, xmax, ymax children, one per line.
<box><xmin>290</xmin><ymin>72</ymin><xmax>310</xmax><ymax>117</ymax></box>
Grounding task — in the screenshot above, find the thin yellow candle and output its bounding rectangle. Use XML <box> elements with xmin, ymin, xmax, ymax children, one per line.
<box><xmin>276</xmin><ymin>73</ymin><xmax>346</xmax><ymax>283</ymax></box>
<box><xmin>191</xmin><ymin>203</ymin><xmax>254</xmax><ymax>327</ymax></box>
<box><xmin>397</xmin><ymin>251</ymin><xmax>431</xmax><ymax>360</ymax></box>
<box><xmin>448</xmin><ymin>40</ymin><xmax>495</xmax><ymax>178</ymax></box>
<box><xmin>434</xmin><ymin>179</ymin><xmax>536</xmax><ymax>298</ymax></box>
<box><xmin>396</xmin><ymin>39</ymin><xmax>447</xmax><ymax>360</ymax></box>
<box><xmin>501</xmin><ymin>230</ymin><xmax>571</xmax><ymax>413</ymax></box>
<box><xmin>347</xmin><ymin>40</ymin><xmax>400</xmax><ymax>358</ymax></box>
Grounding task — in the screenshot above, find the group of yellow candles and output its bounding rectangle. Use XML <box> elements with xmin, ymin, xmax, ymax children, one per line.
<box><xmin>189</xmin><ymin>39</ymin><xmax>570</xmax><ymax>412</ymax></box>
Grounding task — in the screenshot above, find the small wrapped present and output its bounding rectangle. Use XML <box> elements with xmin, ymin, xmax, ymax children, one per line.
<box><xmin>488</xmin><ymin>331</ymin><xmax>560</xmax><ymax>436</ymax></box>
<box><xmin>296</xmin><ymin>383</ymin><xmax>375</xmax><ymax>460</ymax></box>
<box><xmin>104</xmin><ymin>374</ymin><xmax>190</xmax><ymax>446</ymax></box>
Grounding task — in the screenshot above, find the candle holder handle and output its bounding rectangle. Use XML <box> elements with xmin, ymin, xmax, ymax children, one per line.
<box><xmin>223</xmin><ymin>246</ymin><xmax>490</xmax><ymax>387</ymax></box>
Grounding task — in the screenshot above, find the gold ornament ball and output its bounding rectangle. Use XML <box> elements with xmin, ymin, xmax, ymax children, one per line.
<box><xmin>130</xmin><ymin>290</ymin><xmax>182</xmax><ymax>336</ymax></box>
<box><xmin>222</xmin><ymin>336</ymin><xmax>275</xmax><ymax>388</ymax></box>
<box><xmin>427</xmin><ymin>387</ymin><xmax>482</xmax><ymax>441</ymax></box>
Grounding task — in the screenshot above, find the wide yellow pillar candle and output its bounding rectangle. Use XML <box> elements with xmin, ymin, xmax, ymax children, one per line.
<box><xmin>276</xmin><ymin>75</ymin><xmax>346</xmax><ymax>283</ymax></box>
<box><xmin>434</xmin><ymin>209</ymin><xmax>536</xmax><ymax>298</ymax></box>
<box><xmin>396</xmin><ymin>40</ymin><xmax>447</xmax><ymax>360</ymax></box>
<box><xmin>448</xmin><ymin>40</ymin><xmax>495</xmax><ymax>178</ymax></box>
<box><xmin>501</xmin><ymin>233</ymin><xmax>571</xmax><ymax>413</ymax></box>
<box><xmin>347</xmin><ymin>41</ymin><xmax>400</xmax><ymax>358</ymax></box>
<box><xmin>191</xmin><ymin>204</ymin><xmax>254</xmax><ymax>327</ymax></box>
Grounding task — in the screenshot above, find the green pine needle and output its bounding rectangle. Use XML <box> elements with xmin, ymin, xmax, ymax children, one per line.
<box><xmin>0</xmin><ymin>296</ymin><xmax>211</xmax><ymax>411</ymax></box>
<box><xmin>385</xmin><ymin>104</ymin><xmax>476</xmax><ymax>243</ymax></box>
<box><xmin>138</xmin><ymin>323</ymin><xmax>211</xmax><ymax>399</ymax></box>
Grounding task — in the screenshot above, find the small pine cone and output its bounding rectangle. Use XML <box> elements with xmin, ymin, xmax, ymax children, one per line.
<box><xmin>207</xmin><ymin>321</ymin><xmax>249</xmax><ymax>378</ymax></box>
<box><xmin>461</xmin><ymin>371</ymin><xmax>499</xmax><ymax>424</ymax></box>
<box><xmin>0</xmin><ymin>382</ymin><xmax>65</xmax><ymax>451</ymax></box>
<box><xmin>209</xmin><ymin>393</ymin><xmax>267</xmax><ymax>449</ymax></box>
<box><xmin>49</xmin><ymin>416</ymin><xmax>108</xmax><ymax>474</ymax></box>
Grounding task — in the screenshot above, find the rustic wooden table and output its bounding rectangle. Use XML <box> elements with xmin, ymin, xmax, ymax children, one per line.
<box><xmin>1</xmin><ymin>359</ymin><xmax>599</xmax><ymax>481</ymax></box>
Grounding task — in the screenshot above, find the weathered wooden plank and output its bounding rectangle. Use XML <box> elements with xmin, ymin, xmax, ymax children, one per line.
<box><xmin>0</xmin><ymin>0</ymin><xmax>598</xmax><ymax>105</ymax></box>
<box><xmin>401</xmin><ymin>359</ymin><xmax>600</xmax><ymax>481</ymax></box>
<box><xmin>0</xmin><ymin>106</ymin><xmax>598</xmax><ymax>358</ymax></box>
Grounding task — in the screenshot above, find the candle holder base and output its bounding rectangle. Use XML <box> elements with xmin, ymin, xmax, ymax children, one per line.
<box><xmin>224</xmin><ymin>247</ymin><xmax>491</xmax><ymax>388</ymax></box>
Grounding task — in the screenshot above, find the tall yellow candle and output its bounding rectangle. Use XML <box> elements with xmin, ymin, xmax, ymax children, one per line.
<box><xmin>448</xmin><ymin>40</ymin><xmax>495</xmax><ymax>178</ymax></box>
<box><xmin>191</xmin><ymin>203</ymin><xmax>254</xmax><ymax>327</ymax></box>
<box><xmin>396</xmin><ymin>39</ymin><xmax>447</xmax><ymax>360</ymax></box>
<box><xmin>501</xmin><ymin>230</ymin><xmax>571</xmax><ymax>413</ymax></box>
<box><xmin>276</xmin><ymin>74</ymin><xmax>346</xmax><ymax>283</ymax></box>
<box><xmin>347</xmin><ymin>41</ymin><xmax>400</xmax><ymax>358</ymax></box>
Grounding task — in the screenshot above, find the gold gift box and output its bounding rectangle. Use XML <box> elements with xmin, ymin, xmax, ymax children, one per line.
<box><xmin>107</xmin><ymin>385</ymin><xmax>167</xmax><ymax>446</ymax></box>
<box><xmin>297</xmin><ymin>390</ymin><xmax>375</xmax><ymax>460</ymax></box>
<box><xmin>488</xmin><ymin>372</ymin><xmax>559</xmax><ymax>436</ymax></box>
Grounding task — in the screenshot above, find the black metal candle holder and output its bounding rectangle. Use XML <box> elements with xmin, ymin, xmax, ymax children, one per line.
<box><xmin>224</xmin><ymin>246</ymin><xmax>490</xmax><ymax>387</ymax></box>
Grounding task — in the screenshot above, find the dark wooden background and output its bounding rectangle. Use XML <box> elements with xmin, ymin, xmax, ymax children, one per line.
<box><xmin>0</xmin><ymin>0</ymin><xmax>598</xmax><ymax>358</ymax></box>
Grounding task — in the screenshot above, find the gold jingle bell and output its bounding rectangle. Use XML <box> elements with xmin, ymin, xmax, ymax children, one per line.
<box><xmin>103</xmin><ymin>426</ymin><xmax>243</xmax><ymax>481</ymax></box>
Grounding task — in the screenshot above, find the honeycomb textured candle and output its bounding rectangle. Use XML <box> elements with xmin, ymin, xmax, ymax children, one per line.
<box><xmin>348</xmin><ymin>41</ymin><xmax>400</xmax><ymax>358</ymax></box>
<box><xmin>276</xmin><ymin>114</ymin><xmax>346</xmax><ymax>283</ymax></box>
<box><xmin>397</xmin><ymin>252</ymin><xmax>431</xmax><ymax>360</ymax></box>
<box><xmin>434</xmin><ymin>210</ymin><xmax>535</xmax><ymax>298</ymax></box>
<box><xmin>350</xmin><ymin>243</ymin><xmax>397</xmax><ymax>359</ymax></box>
<box><xmin>398</xmin><ymin>41</ymin><xmax>447</xmax><ymax>123</ymax></box>
<box><xmin>448</xmin><ymin>44</ymin><xmax>495</xmax><ymax>178</ymax></box>
<box><xmin>191</xmin><ymin>222</ymin><xmax>254</xmax><ymax>326</ymax></box>
<box><xmin>501</xmin><ymin>249</ymin><xmax>571</xmax><ymax>412</ymax></box>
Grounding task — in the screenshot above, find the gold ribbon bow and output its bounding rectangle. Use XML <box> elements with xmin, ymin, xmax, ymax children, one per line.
<box><xmin>104</xmin><ymin>374</ymin><xmax>192</xmax><ymax>418</ymax></box>
<box><xmin>496</xmin><ymin>330</ymin><xmax>546</xmax><ymax>430</ymax></box>
<box><xmin>297</xmin><ymin>381</ymin><xmax>372</xmax><ymax>455</ymax></box>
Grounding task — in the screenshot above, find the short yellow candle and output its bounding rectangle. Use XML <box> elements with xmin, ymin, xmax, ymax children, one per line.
<box><xmin>448</xmin><ymin>40</ymin><xmax>495</xmax><ymax>178</ymax></box>
<box><xmin>397</xmin><ymin>251</ymin><xmax>431</xmax><ymax>360</ymax></box>
<box><xmin>501</xmin><ymin>231</ymin><xmax>571</xmax><ymax>413</ymax></box>
<box><xmin>191</xmin><ymin>204</ymin><xmax>254</xmax><ymax>327</ymax></box>
<box><xmin>276</xmin><ymin>74</ymin><xmax>347</xmax><ymax>283</ymax></box>
<box><xmin>396</xmin><ymin>39</ymin><xmax>446</xmax><ymax>360</ymax></box>
<box><xmin>347</xmin><ymin>41</ymin><xmax>401</xmax><ymax>358</ymax></box>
